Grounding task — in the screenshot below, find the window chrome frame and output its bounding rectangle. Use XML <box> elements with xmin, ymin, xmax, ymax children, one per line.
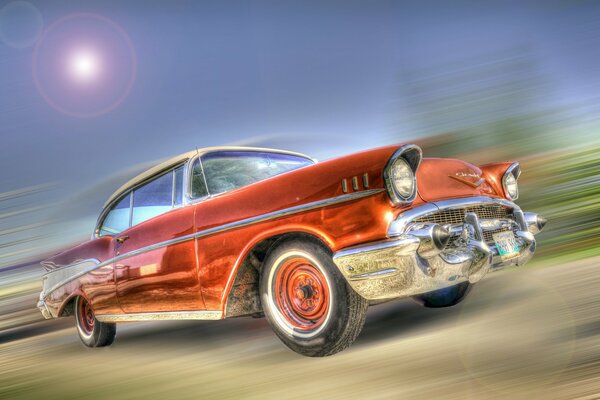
<box><xmin>95</xmin><ymin>191</ymin><xmax>133</xmax><ymax>238</ymax></box>
<box><xmin>186</xmin><ymin>154</ymin><xmax>211</xmax><ymax>203</ymax></box>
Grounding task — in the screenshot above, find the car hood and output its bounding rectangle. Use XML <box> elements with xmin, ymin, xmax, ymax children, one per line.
<box><xmin>416</xmin><ymin>158</ymin><xmax>499</xmax><ymax>202</ymax></box>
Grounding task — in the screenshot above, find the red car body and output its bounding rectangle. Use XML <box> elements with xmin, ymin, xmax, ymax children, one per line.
<box><xmin>38</xmin><ymin>144</ymin><xmax>545</xmax><ymax>356</ymax></box>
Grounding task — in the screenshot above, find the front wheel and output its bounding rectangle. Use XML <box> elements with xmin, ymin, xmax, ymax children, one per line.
<box><xmin>74</xmin><ymin>296</ymin><xmax>116</xmax><ymax>347</ymax></box>
<box><xmin>260</xmin><ymin>239</ymin><xmax>368</xmax><ymax>357</ymax></box>
<box><xmin>413</xmin><ymin>281</ymin><xmax>472</xmax><ymax>308</ymax></box>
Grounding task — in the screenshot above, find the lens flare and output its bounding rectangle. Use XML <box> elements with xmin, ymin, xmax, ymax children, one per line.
<box><xmin>32</xmin><ymin>13</ymin><xmax>136</xmax><ymax>118</ymax></box>
<box><xmin>69</xmin><ymin>49</ymin><xmax>101</xmax><ymax>83</ymax></box>
<box><xmin>0</xmin><ymin>1</ymin><xmax>43</xmax><ymax>48</ymax></box>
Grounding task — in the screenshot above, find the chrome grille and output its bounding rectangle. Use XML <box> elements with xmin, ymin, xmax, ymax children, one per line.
<box><xmin>413</xmin><ymin>204</ymin><xmax>512</xmax><ymax>225</ymax></box>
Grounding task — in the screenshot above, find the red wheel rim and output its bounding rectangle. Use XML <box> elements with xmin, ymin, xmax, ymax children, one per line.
<box><xmin>77</xmin><ymin>298</ymin><xmax>95</xmax><ymax>335</ymax></box>
<box><xmin>274</xmin><ymin>257</ymin><xmax>330</xmax><ymax>331</ymax></box>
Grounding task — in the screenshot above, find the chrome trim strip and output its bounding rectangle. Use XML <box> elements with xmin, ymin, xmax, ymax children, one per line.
<box><xmin>433</xmin><ymin>196</ymin><xmax>517</xmax><ymax>211</ymax></box>
<box><xmin>128</xmin><ymin>189</ymin><xmax>134</xmax><ymax>228</ymax></box>
<box><xmin>350</xmin><ymin>268</ymin><xmax>399</xmax><ymax>280</ymax></box>
<box><xmin>41</xmin><ymin>258</ymin><xmax>102</xmax><ymax>299</ymax></box>
<box><xmin>44</xmin><ymin>189</ymin><xmax>384</xmax><ymax>299</ymax></box>
<box><xmin>96</xmin><ymin>310</ymin><xmax>223</xmax><ymax>322</ymax></box>
<box><xmin>41</xmin><ymin>258</ymin><xmax>101</xmax><ymax>270</ymax></box>
<box><xmin>506</xmin><ymin>161</ymin><xmax>522</xmax><ymax>180</ymax></box>
<box><xmin>189</xmin><ymin>189</ymin><xmax>384</xmax><ymax>241</ymax></box>
<box><xmin>333</xmin><ymin>236</ymin><xmax>420</xmax><ymax>259</ymax></box>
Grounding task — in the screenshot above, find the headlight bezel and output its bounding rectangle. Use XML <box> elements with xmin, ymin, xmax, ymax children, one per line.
<box><xmin>383</xmin><ymin>144</ymin><xmax>422</xmax><ymax>205</ymax></box>
<box><xmin>502</xmin><ymin>162</ymin><xmax>521</xmax><ymax>200</ymax></box>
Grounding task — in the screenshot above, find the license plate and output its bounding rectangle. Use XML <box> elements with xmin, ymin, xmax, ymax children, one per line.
<box><xmin>492</xmin><ymin>231</ymin><xmax>520</xmax><ymax>260</ymax></box>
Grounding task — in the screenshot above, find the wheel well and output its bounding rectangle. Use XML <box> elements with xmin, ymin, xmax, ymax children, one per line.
<box><xmin>224</xmin><ymin>232</ymin><xmax>331</xmax><ymax>318</ymax></box>
<box><xmin>60</xmin><ymin>296</ymin><xmax>77</xmax><ymax>317</ymax></box>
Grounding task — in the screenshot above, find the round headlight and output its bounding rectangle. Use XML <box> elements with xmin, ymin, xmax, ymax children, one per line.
<box><xmin>503</xmin><ymin>172</ymin><xmax>519</xmax><ymax>199</ymax></box>
<box><xmin>390</xmin><ymin>157</ymin><xmax>415</xmax><ymax>199</ymax></box>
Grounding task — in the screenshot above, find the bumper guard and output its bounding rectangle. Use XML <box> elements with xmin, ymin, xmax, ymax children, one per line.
<box><xmin>333</xmin><ymin>197</ymin><xmax>543</xmax><ymax>301</ymax></box>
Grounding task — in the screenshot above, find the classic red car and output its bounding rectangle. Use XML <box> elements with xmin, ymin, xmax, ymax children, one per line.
<box><xmin>38</xmin><ymin>144</ymin><xmax>545</xmax><ymax>356</ymax></box>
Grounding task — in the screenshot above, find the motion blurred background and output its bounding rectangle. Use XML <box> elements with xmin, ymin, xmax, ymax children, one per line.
<box><xmin>1</xmin><ymin>1</ymin><xmax>599</xmax><ymax>399</ymax></box>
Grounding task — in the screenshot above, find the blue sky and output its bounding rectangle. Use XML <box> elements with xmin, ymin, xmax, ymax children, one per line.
<box><xmin>1</xmin><ymin>0</ymin><xmax>599</xmax><ymax>191</ymax></box>
<box><xmin>1</xmin><ymin>0</ymin><xmax>599</xmax><ymax>263</ymax></box>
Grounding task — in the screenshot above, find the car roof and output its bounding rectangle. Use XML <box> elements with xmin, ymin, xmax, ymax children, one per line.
<box><xmin>103</xmin><ymin>146</ymin><xmax>314</xmax><ymax>208</ymax></box>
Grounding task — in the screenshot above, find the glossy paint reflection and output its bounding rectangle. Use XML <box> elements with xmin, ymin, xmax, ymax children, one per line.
<box><xmin>41</xmin><ymin>144</ymin><xmax>517</xmax><ymax>320</ymax></box>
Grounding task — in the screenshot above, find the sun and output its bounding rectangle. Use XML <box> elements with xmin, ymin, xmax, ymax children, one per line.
<box><xmin>68</xmin><ymin>49</ymin><xmax>101</xmax><ymax>83</ymax></box>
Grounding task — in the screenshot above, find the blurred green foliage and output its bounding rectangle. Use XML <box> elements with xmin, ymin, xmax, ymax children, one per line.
<box><xmin>520</xmin><ymin>146</ymin><xmax>600</xmax><ymax>261</ymax></box>
<box><xmin>418</xmin><ymin>116</ymin><xmax>600</xmax><ymax>264</ymax></box>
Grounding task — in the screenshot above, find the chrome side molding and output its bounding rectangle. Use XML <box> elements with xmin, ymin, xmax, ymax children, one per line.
<box><xmin>41</xmin><ymin>189</ymin><xmax>385</xmax><ymax>301</ymax></box>
<box><xmin>96</xmin><ymin>310</ymin><xmax>223</xmax><ymax>322</ymax></box>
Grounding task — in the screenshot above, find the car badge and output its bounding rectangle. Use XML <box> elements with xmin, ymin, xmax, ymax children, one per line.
<box><xmin>449</xmin><ymin>172</ymin><xmax>485</xmax><ymax>188</ymax></box>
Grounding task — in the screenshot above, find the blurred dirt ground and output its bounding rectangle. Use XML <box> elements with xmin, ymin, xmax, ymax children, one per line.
<box><xmin>1</xmin><ymin>257</ymin><xmax>599</xmax><ymax>400</ymax></box>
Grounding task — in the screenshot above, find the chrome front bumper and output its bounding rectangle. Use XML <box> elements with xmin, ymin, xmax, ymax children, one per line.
<box><xmin>333</xmin><ymin>196</ymin><xmax>544</xmax><ymax>301</ymax></box>
<box><xmin>37</xmin><ymin>293</ymin><xmax>52</xmax><ymax>319</ymax></box>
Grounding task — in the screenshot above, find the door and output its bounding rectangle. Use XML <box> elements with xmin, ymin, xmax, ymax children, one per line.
<box><xmin>112</xmin><ymin>167</ymin><xmax>205</xmax><ymax>313</ymax></box>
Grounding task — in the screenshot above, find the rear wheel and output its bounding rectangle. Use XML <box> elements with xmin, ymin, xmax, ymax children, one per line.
<box><xmin>260</xmin><ymin>239</ymin><xmax>368</xmax><ymax>357</ymax></box>
<box><xmin>413</xmin><ymin>281</ymin><xmax>472</xmax><ymax>308</ymax></box>
<box><xmin>74</xmin><ymin>296</ymin><xmax>116</xmax><ymax>347</ymax></box>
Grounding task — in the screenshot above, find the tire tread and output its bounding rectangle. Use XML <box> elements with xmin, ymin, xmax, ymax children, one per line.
<box><xmin>261</xmin><ymin>239</ymin><xmax>368</xmax><ymax>357</ymax></box>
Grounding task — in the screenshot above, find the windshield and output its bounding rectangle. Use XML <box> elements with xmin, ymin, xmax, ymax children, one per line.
<box><xmin>196</xmin><ymin>151</ymin><xmax>314</xmax><ymax>196</ymax></box>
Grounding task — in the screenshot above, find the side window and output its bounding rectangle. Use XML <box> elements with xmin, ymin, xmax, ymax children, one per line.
<box><xmin>99</xmin><ymin>193</ymin><xmax>131</xmax><ymax>236</ymax></box>
<box><xmin>190</xmin><ymin>159</ymin><xmax>208</xmax><ymax>199</ymax></box>
<box><xmin>97</xmin><ymin>165</ymin><xmax>186</xmax><ymax>236</ymax></box>
<box><xmin>174</xmin><ymin>166</ymin><xmax>184</xmax><ymax>206</ymax></box>
<box><xmin>132</xmin><ymin>172</ymin><xmax>173</xmax><ymax>226</ymax></box>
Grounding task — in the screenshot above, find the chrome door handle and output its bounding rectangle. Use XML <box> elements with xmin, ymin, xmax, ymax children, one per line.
<box><xmin>116</xmin><ymin>235</ymin><xmax>130</xmax><ymax>244</ymax></box>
